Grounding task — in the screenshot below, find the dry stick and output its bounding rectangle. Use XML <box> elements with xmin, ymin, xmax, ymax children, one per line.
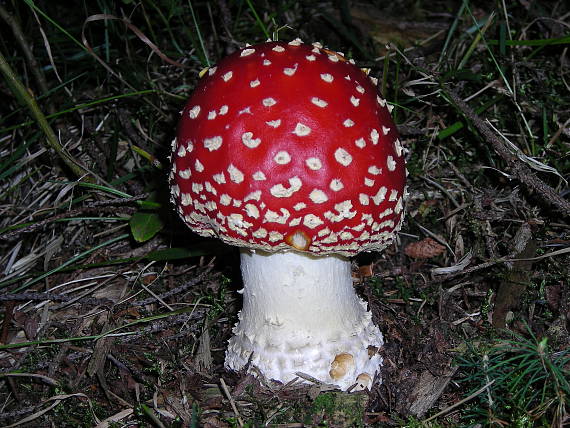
<box><xmin>0</xmin><ymin>49</ymin><xmax>93</xmax><ymax>181</ymax></box>
<box><xmin>0</xmin><ymin>372</ymin><xmax>59</xmax><ymax>387</ymax></box>
<box><xmin>0</xmin><ymin>292</ymin><xmax>112</xmax><ymax>307</ymax></box>
<box><xmin>131</xmin><ymin>266</ymin><xmax>213</xmax><ymax>307</ymax></box>
<box><xmin>0</xmin><ymin>194</ymin><xmax>147</xmax><ymax>241</ymax></box>
<box><xmin>39</xmin><ymin>268</ymin><xmax>211</xmax><ymax>317</ymax></box>
<box><xmin>119</xmin><ymin>310</ymin><xmax>208</xmax><ymax>344</ymax></box>
<box><xmin>3</xmin><ymin>400</ymin><xmax>62</xmax><ymax>428</ymax></box>
<box><xmin>0</xmin><ymin>404</ymin><xmax>48</xmax><ymax>423</ymax></box>
<box><xmin>423</xmin><ymin>380</ymin><xmax>495</xmax><ymax>423</ymax></box>
<box><xmin>220</xmin><ymin>378</ymin><xmax>244</xmax><ymax>428</ymax></box>
<box><xmin>1</xmin><ymin>393</ymin><xmax>97</xmax><ymax>428</ymax></box>
<box><xmin>444</xmin><ymin>85</ymin><xmax>570</xmax><ymax>217</ymax></box>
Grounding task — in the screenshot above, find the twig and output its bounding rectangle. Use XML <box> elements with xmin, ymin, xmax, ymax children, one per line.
<box><xmin>2</xmin><ymin>400</ymin><xmax>62</xmax><ymax>428</ymax></box>
<box><xmin>0</xmin><ymin>405</ymin><xmax>47</xmax><ymax>422</ymax></box>
<box><xmin>0</xmin><ymin>195</ymin><xmax>147</xmax><ymax>241</ymax></box>
<box><xmin>444</xmin><ymin>85</ymin><xmax>570</xmax><ymax>217</ymax></box>
<box><xmin>294</xmin><ymin>371</ymin><xmax>326</xmax><ymax>385</ymax></box>
<box><xmin>139</xmin><ymin>404</ymin><xmax>166</xmax><ymax>428</ymax></box>
<box><xmin>1</xmin><ymin>393</ymin><xmax>98</xmax><ymax>428</ymax></box>
<box><xmin>130</xmin><ymin>267</ymin><xmax>213</xmax><ymax>307</ymax></box>
<box><xmin>0</xmin><ymin>292</ymin><xmax>112</xmax><ymax>306</ymax></box>
<box><xmin>220</xmin><ymin>377</ymin><xmax>244</xmax><ymax>428</ymax></box>
<box><xmin>15</xmin><ymin>258</ymin><xmax>187</xmax><ymax>314</ymax></box>
<box><xmin>94</xmin><ymin>408</ymin><xmax>133</xmax><ymax>428</ymax></box>
<box><xmin>436</xmin><ymin>259</ymin><xmax>499</xmax><ymax>280</ymax></box>
<box><xmin>0</xmin><ymin>372</ymin><xmax>59</xmax><ymax>387</ymax></box>
<box><xmin>423</xmin><ymin>380</ymin><xmax>495</xmax><ymax>423</ymax></box>
<box><xmin>420</xmin><ymin>175</ymin><xmax>461</xmax><ymax>208</ymax></box>
<box><xmin>119</xmin><ymin>310</ymin><xmax>207</xmax><ymax>343</ymax></box>
<box><xmin>436</xmin><ymin>245</ymin><xmax>570</xmax><ymax>281</ymax></box>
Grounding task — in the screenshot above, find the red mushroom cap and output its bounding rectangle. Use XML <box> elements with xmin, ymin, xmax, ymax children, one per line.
<box><xmin>169</xmin><ymin>40</ymin><xmax>406</xmax><ymax>256</ymax></box>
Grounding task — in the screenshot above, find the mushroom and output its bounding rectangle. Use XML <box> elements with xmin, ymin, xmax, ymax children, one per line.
<box><xmin>169</xmin><ymin>40</ymin><xmax>406</xmax><ymax>391</ymax></box>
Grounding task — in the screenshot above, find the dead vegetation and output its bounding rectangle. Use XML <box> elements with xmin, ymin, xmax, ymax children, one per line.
<box><xmin>0</xmin><ymin>0</ymin><xmax>569</xmax><ymax>426</ymax></box>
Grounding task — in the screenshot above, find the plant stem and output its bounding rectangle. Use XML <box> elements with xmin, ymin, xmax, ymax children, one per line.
<box><xmin>0</xmin><ymin>48</ymin><xmax>92</xmax><ymax>180</ymax></box>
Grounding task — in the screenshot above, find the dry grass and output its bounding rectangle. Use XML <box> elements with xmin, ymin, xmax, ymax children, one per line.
<box><xmin>0</xmin><ymin>0</ymin><xmax>569</xmax><ymax>426</ymax></box>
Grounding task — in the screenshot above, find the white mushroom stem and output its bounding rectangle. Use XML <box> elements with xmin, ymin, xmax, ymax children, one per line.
<box><xmin>225</xmin><ymin>249</ymin><xmax>384</xmax><ymax>391</ymax></box>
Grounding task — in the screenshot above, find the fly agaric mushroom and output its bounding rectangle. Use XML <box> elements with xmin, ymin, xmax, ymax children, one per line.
<box><xmin>169</xmin><ymin>39</ymin><xmax>406</xmax><ymax>391</ymax></box>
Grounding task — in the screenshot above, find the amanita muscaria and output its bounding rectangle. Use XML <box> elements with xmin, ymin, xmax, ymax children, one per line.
<box><xmin>169</xmin><ymin>39</ymin><xmax>406</xmax><ymax>391</ymax></box>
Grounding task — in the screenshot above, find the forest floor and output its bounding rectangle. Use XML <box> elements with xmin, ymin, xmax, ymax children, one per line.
<box><xmin>0</xmin><ymin>1</ymin><xmax>569</xmax><ymax>426</ymax></box>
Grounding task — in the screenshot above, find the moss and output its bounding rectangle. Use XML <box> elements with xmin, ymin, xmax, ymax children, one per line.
<box><xmin>307</xmin><ymin>392</ymin><xmax>368</xmax><ymax>426</ymax></box>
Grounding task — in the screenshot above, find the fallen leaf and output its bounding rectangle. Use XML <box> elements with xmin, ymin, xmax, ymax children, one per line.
<box><xmin>405</xmin><ymin>238</ymin><xmax>446</xmax><ymax>259</ymax></box>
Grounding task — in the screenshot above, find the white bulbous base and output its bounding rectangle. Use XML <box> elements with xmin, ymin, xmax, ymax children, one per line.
<box><xmin>225</xmin><ymin>249</ymin><xmax>384</xmax><ymax>391</ymax></box>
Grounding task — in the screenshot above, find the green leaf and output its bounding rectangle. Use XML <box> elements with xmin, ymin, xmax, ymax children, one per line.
<box><xmin>130</xmin><ymin>212</ymin><xmax>164</xmax><ymax>242</ymax></box>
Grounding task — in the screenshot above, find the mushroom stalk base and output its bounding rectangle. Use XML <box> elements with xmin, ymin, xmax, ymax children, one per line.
<box><xmin>225</xmin><ymin>249</ymin><xmax>384</xmax><ymax>391</ymax></box>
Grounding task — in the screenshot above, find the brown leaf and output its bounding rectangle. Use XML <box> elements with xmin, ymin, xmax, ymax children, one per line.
<box><xmin>545</xmin><ymin>284</ymin><xmax>561</xmax><ymax>312</ymax></box>
<box><xmin>404</xmin><ymin>238</ymin><xmax>446</xmax><ymax>259</ymax></box>
<box><xmin>202</xmin><ymin>416</ymin><xmax>230</xmax><ymax>428</ymax></box>
<box><xmin>13</xmin><ymin>311</ymin><xmax>39</xmax><ymax>340</ymax></box>
<box><xmin>359</xmin><ymin>264</ymin><xmax>374</xmax><ymax>278</ymax></box>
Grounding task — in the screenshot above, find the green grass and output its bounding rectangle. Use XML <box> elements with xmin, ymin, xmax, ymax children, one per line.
<box><xmin>456</xmin><ymin>331</ymin><xmax>570</xmax><ymax>426</ymax></box>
